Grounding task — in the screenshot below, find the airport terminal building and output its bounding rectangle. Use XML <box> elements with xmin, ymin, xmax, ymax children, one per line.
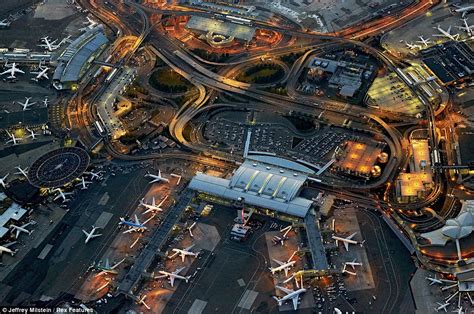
<box><xmin>189</xmin><ymin>156</ymin><xmax>314</xmax><ymax>219</ymax></box>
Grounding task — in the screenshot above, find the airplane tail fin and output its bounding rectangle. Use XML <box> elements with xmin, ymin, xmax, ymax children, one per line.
<box><xmin>360</xmin><ymin>240</ymin><xmax>366</xmax><ymax>246</ymax></box>
<box><xmin>185</xmin><ymin>276</ymin><xmax>191</xmax><ymax>283</ymax></box>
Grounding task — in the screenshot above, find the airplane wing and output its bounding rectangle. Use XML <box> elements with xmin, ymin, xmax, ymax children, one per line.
<box><xmin>3</xmin><ymin>241</ymin><xmax>16</xmax><ymax>248</ymax></box>
<box><xmin>17</xmin><ymin>69</ymin><xmax>25</xmax><ymax>74</ymax></box>
<box><xmin>92</xmin><ymin>233</ymin><xmax>102</xmax><ymax>238</ymax></box>
<box><xmin>15</xmin><ymin>229</ymin><xmax>20</xmax><ymax>239</ymax></box>
<box><xmin>168</xmin><ymin>251</ymin><xmax>179</xmax><ymax>259</ymax></box>
<box><xmin>343</xmin><ymin>242</ymin><xmax>350</xmax><ymax>251</ymax></box>
<box><xmin>181</xmin><ymin>253</ymin><xmax>185</xmax><ymax>263</ymax></box>
<box><xmin>159</xmin><ymin>169</ymin><xmax>162</xmax><ymax>177</ymax></box>
<box><xmin>272</xmin><ymin>258</ymin><xmax>285</xmax><ymax>266</ymax></box>
<box><xmin>292</xmin><ymin>296</ymin><xmax>299</xmax><ymax>311</ymax></box>
<box><xmin>284</xmin><ymin>267</ymin><xmax>289</xmax><ymax>277</ymax></box>
<box><xmin>151</xmin><ymin>197</ymin><xmax>156</xmax><ymax>206</ymax></box>
<box><xmin>275</xmin><ymin>285</ymin><xmax>294</xmax><ymax>295</ymax></box>
<box><xmin>111</xmin><ymin>257</ymin><xmax>126</xmax><ymax>269</ymax></box>
<box><xmin>347</xmin><ymin>232</ymin><xmax>357</xmax><ymax>240</ymax></box>
<box><xmin>185</xmin><ymin>244</ymin><xmax>195</xmax><ymax>251</ymax></box>
<box><xmin>174</xmin><ymin>267</ymin><xmax>185</xmax><ymax>275</ymax></box>
<box><xmin>123</xmin><ymin>228</ymin><xmax>135</xmax><ymax>234</ymax></box>
<box><xmin>134</xmin><ymin>214</ymin><xmax>140</xmax><ymax>225</ymax></box>
<box><xmin>82</xmin><ymin>230</ymin><xmax>90</xmax><ymax>237</ymax></box>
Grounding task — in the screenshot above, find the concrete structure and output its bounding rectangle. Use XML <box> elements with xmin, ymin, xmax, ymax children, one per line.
<box><xmin>334</xmin><ymin>140</ymin><xmax>384</xmax><ymax>179</ymax></box>
<box><xmin>53</xmin><ymin>26</ymin><xmax>108</xmax><ymax>90</ymax></box>
<box><xmin>189</xmin><ymin>157</ymin><xmax>314</xmax><ymax>218</ymax></box>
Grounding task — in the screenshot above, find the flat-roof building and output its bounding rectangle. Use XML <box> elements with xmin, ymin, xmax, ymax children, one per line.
<box><xmin>189</xmin><ymin>157</ymin><xmax>314</xmax><ymax>218</ymax></box>
<box><xmin>53</xmin><ymin>26</ymin><xmax>108</xmax><ymax>90</ymax></box>
<box><xmin>0</xmin><ymin>203</ymin><xmax>27</xmax><ymax>239</ymax></box>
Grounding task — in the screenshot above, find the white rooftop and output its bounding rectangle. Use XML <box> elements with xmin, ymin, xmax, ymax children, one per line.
<box><xmin>189</xmin><ymin>158</ymin><xmax>313</xmax><ymax>218</ymax></box>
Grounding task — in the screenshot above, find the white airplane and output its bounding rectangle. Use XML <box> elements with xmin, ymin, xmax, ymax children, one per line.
<box><xmin>416</xmin><ymin>35</ymin><xmax>431</xmax><ymax>47</ymax></box>
<box><xmin>342</xmin><ymin>263</ymin><xmax>357</xmax><ymax>276</ymax></box>
<box><xmin>31</xmin><ymin>66</ymin><xmax>49</xmax><ymax>82</ymax></box>
<box><xmin>187</xmin><ymin>222</ymin><xmax>197</xmax><ymax>238</ymax></box>
<box><xmin>82</xmin><ymin>226</ymin><xmax>102</xmax><ymax>244</ymax></box>
<box><xmin>453</xmin><ymin>4</ymin><xmax>474</xmax><ymax>18</ymax></box>
<box><xmin>155</xmin><ymin>267</ymin><xmax>191</xmax><ymax>287</ymax></box>
<box><xmin>14</xmin><ymin>166</ymin><xmax>28</xmax><ymax>178</ymax></box>
<box><xmin>0</xmin><ymin>173</ymin><xmax>9</xmax><ymax>188</ymax></box>
<box><xmin>17</xmin><ymin>97</ymin><xmax>36</xmax><ymax>111</ymax></box>
<box><xmin>272</xmin><ymin>225</ymin><xmax>292</xmax><ymax>246</ymax></box>
<box><xmin>453</xmin><ymin>306</ymin><xmax>464</xmax><ymax>314</ymax></box>
<box><xmin>269</xmin><ymin>250</ymin><xmax>298</xmax><ymax>277</ymax></box>
<box><xmin>43</xmin><ymin>97</ymin><xmax>50</xmax><ymax>107</ymax></box>
<box><xmin>426</xmin><ymin>276</ymin><xmax>444</xmax><ymax>285</ymax></box>
<box><xmin>145</xmin><ymin>170</ymin><xmax>170</xmax><ymax>184</ymax></box>
<box><xmin>0</xmin><ymin>241</ymin><xmax>17</xmax><ymax>256</ymax></box>
<box><xmin>76</xmin><ymin>177</ymin><xmax>92</xmax><ymax>190</ymax></box>
<box><xmin>38</xmin><ymin>36</ymin><xmax>59</xmax><ymax>51</ymax></box>
<box><xmin>457</xmin><ymin>19</ymin><xmax>473</xmax><ymax>37</ymax></box>
<box><xmin>273</xmin><ymin>284</ymin><xmax>307</xmax><ymax>311</ymax></box>
<box><xmin>405</xmin><ymin>42</ymin><xmax>421</xmax><ymax>50</ymax></box>
<box><xmin>433</xmin><ymin>25</ymin><xmax>460</xmax><ymax>41</ymax></box>
<box><xmin>119</xmin><ymin>215</ymin><xmax>152</xmax><ymax>233</ymax></box>
<box><xmin>332</xmin><ymin>232</ymin><xmax>365</xmax><ymax>251</ymax></box>
<box><xmin>53</xmin><ymin>188</ymin><xmax>73</xmax><ymax>203</ymax></box>
<box><xmin>10</xmin><ymin>221</ymin><xmax>35</xmax><ymax>239</ymax></box>
<box><xmin>80</xmin><ymin>16</ymin><xmax>98</xmax><ymax>32</ymax></box>
<box><xmin>1</xmin><ymin>62</ymin><xmax>24</xmax><ymax>79</ymax></box>
<box><xmin>93</xmin><ymin>257</ymin><xmax>126</xmax><ymax>276</ymax></box>
<box><xmin>169</xmin><ymin>244</ymin><xmax>199</xmax><ymax>262</ymax></box>
<box><xmin>5</xmin><ymin>130</ymin><xmax>21</xmax><ymax>145</ymax></box>
<box><xmin>345</xmin><ymin>258</ymin><xmax>362</xmax><ymax>270</ymax></box>
<box><xmin>84</xmin><ymin>170</ymin><xmax>103</xmax><ymax>180</ymax></box>
<box><xmin>136</xmin><ymin>294</ymin><xmax>150</xmax><ymax>310</ymax></box>
<box><xmin>26</xmin><ymin>128</ymin><xmax>40</xmax><ymax>140</ymax></box>
<box><xmin>435</xmin><ymin>302</ymin><xmax>450</xmax><ymax>312</ymax></box>
<box><xmin>140</xmin><ymin>195</ymin><xmax>168</xmax><ymax>215</ymax></box>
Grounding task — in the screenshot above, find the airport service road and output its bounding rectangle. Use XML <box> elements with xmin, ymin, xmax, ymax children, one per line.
<box><xmin>355</xmin><ymin>209</ymin><xmax>416</xmax><ymax>314</ymax></box>
<box><xmin>0</xmin><ymin>169</ymin><xmax>149</xmax><ymax>304</ymax></box>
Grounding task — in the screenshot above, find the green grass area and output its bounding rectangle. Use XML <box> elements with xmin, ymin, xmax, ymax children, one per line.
<box><xmin>149</xmin><ymin>67</ymin><xmax>192</xmax><ymax>93</ymax></box>
<box><xmin>235</xmin><ymin>63</ymin><xmax>284</xmax><ymax>84</ymax></box>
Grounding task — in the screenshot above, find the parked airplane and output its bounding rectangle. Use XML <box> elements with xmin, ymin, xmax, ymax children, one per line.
<box><xmin>93</xmin><ymin>257</ymin><xmax>126</xmax><ymax>276</ymax></box>
<box><xmin>84</xmin><ymin>170</ymin><xmax>103</xmax><ymax>180</ymax></box>
<box><xmin>1</xmin><ymin>62</ymin><xmax>24</xmax><ymax>79</ymax></box>
<box><xmin>17</xmin><ymin>97</ymin><xmax>36</xmax><ymax>111</ymax></box>
<box><xmin>342</xmin><ymin>263</ymin><xmax>357</xmax><ymax>276</ymax></box>
<box><xmin>14</xmin><ymin>166</ymin><xmax>28</xmax><ymax>178</ymax></box>
<box><xmin>169</xmin><ymin>244</ymin><xmax>199</xmax><ymax>262</ymax></box>
<box><xmin>10</xmin><ymin>221</ymin><xmax>35</xmax><ymax>239</ymax></box>
<box><xmin>119</xmin><ymin>215</ymin><xmax>152</xmax><ymax>233</ymax></box>
<box><xmin>273</xmin><ymin>282</ymin><xmax>307</xmax><ymax>311</ymax></box>
<box><xmin>80</xmin><ymin>16</ymin><xmax>98</xmax><ymax>32</ymax></box>
<box><xmin>345</xmin><ymin>258</ymin><xmax>362</xmax><ymax>270</ymax></box>
<box><xmin>435</xmin><ymin>302</ymin><xmax>449</xmax><ymax>312</ymax></box>
<box><xmin>187</xmin><ymin>221</ymin><xmax>197</xmax><ymax>238</ymax></box>
<box><xmin>272</xmin><ymin>225</ymin><xmax>292</xmax><ymax>246</ymax></box>
<box><xmin>5</xmin><ymin>130</ymin><xmax>21</xmax><ymax>145</ymax></box>
<box><xmin>457</xmin><ymin>18</ymin><xmax>473</xmax><ymax>37</ymax></box>
<box><xmin>39</xmin><ymin>36</ymin><xmax>59</xmax><ymax>51</ymax></box>
<box><xmin>405</xmin><ymin>42</ymin><xmax>421</xmax><ymax>50</ymax></box>
<box><xmin>76</xmin><ymin>177</ymin><xmax>92</xmax><ymax>190</ymax></box>
<box><xmin>26</xmin><ymin>128</ymin><xmax>39</xmax><ymax>140</ymax></box>
<box><xmin>453</xmin><ymin>306</ymin><xmax>463</xmax><ymax>314</ymax></box>
<box><xmin>155</xmin><ymin>267</ymin><xmax>190</xmax><ymax>287</ymax></box>
<box><xmin>136</xmin><ymin>294</ymin><xmax>150</xmax><ymax>310</ymax></box>
<box><xmin>82</xmin><ymin>226</ymin><xmax>102</xmax><ymax>244</ymax></box>
<box><xmin>53</xmin><ymin>188</ymin><xmax>73</xmax><ymax>202</ymax></box>
<box><xmin>433</xmin><ymin>25</ymin><xmax>460</xmax><ymax>41</ymax></box>
<box><xmin>425</xmin><ymin>276</ymin><xmax>456</xmax><ymax>285</ymax></box>
<box><xmin>0</xmin><ymin>241</ymin><xmax>17</xmax><ymax>256</ymax></box>
<box><xmin>31</xmin><ymin>66</ymin><xmax>49</xmax><ymax>82</ymax></box>
<box><xmin>145</xmin><ymin>170</ymin><xmax>169</xmax><ymax>184</ymax></box>
<box><xmin>416</xmin><ymin>35</ymin><xmax>431</xmax><ymax>46</ymax></box>
<box><xmin>0</xmin><ymin>173</ymin><xmax>9</xmax><ymax>188</ymax></box>
<box><xmin>332</xmin><ymin>232</ymin><xmax>365</xmax><ymax>251</ymax></box>
<box><xmin>140</xmin><ymin>195</ymin><xmax>168</xmax><ymax>215</ymax></box>
<box><xmin>453</xmin><ymin>4</ymin><xmax>474</xmax><ymax>18</ymax></box>
<box><xmin>269</xmin><ymin>250</ymin><xmax>298</xmax><ymax>277</ymax></box>
<box><xmin>43</xmin><ymin>97</ymin><xmax>50</xmax><ymax>107</ymax></box>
